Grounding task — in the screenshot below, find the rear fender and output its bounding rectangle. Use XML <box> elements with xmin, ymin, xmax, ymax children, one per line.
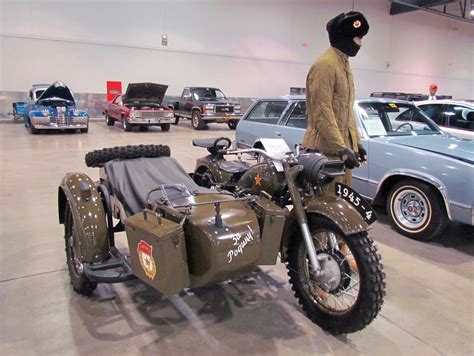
<box><xmin>58</xmin><ymin>172</ymin><xmax>109</xmax><ymax>262</ymax></box>
<box><xmin>280</xmin><ymin>195</ymin><xmax>369</xmax><ymax>262</ymax></box>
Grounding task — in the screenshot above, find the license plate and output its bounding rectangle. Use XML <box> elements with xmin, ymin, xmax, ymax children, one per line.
<box><xmin>335</xmin><ymin>183</ymin><xmax>377</xmax><ymax>225</ymax></box>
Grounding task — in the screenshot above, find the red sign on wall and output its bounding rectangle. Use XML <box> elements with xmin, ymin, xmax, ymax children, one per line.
<box><xmin>106</xmin><ymin>81</ymin><xmax>122</xmax><ymax>101</ymax></box>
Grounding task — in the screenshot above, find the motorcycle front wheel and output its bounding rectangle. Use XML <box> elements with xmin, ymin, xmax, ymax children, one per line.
<box><xmin>287</xmin><ymin>215</ymin><xmax>385</xmax><ymax>334</ymax></box>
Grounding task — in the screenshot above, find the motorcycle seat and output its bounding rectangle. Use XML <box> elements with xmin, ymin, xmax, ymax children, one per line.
<box><xmin>218</xmin><ymin>160</ymin><xmax>251</xmax><ymax>174</ymax></box>
<box><xmin>192</xmin><ymin>138</ymin><xmax>230</xmax><ymax>149</ymax></box>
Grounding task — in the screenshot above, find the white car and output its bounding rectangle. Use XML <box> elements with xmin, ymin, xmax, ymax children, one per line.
<box><xmin>415</xmin><ymin>100</ymin><xmax>473</xmax><ymax>140</ymax></box>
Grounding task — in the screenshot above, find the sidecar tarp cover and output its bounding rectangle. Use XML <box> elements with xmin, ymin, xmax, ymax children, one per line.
<box><xmin>104</xmin><ymin>157</ymin><xmax>211</xmax><ymax>216</ymax></box>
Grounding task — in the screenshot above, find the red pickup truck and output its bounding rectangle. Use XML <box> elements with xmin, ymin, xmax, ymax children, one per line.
<box><xmin>103</xmin><ymin>82</ymin><xmax>175</xmax><ymax>132</ymax></box>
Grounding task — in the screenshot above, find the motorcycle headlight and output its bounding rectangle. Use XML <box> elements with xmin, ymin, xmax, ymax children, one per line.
<box><xmin>298</xmin><ymin>153</ymin><xmax>346</xmax><ymax>186</ymax></box>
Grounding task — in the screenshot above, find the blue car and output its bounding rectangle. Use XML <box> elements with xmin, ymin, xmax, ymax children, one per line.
<box><xmin>24</xmin><ymin>81</ymin><xmax>89</xmax><ymax>134</ymax></box>
<box><xmin>236</xmin><ymin>96</ymin><xmax>473</xmax><ymax>241</ymax></box>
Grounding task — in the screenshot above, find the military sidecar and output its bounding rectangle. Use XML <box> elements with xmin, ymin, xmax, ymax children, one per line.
<box><xmin>58</xmin><ymin>144</ymin><xmax>286</xmax><ymax>296</ymax></box>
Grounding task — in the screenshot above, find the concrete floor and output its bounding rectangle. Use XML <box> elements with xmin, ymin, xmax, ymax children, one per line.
<box><xmin>0</xmin><ymin>119</ymin><xmax>473</xmax><ymax>355</ymax></box>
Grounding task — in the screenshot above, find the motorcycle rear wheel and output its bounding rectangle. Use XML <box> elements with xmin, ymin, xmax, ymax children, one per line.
<box><xmin>287</xmin><ymin>215</ymin><xmax>385</xmax><ymax>334</ymax></box>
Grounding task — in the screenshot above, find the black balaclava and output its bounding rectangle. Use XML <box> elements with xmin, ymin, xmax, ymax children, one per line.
<box><xmin>327</xmin><ymin>12</ymin><xmax>369</xmax><ymax>57</ymax></box>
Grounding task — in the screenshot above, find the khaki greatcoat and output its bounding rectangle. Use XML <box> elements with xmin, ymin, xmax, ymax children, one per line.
<box><xmin>302</xmin><ymin>47</ymin><xmax>361</xmax><ymax>187</ymax></box>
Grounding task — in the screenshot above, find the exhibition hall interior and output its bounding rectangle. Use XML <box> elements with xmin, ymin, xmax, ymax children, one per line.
<box><xmin>0</xmin><ymin>0</ymin><xmax>473</xmax><ymax>354</ymax></box>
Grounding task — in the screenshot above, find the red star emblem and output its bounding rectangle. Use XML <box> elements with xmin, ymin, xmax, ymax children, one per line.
<box><xmin>255</xmin><ymin>174</ymin><xmax>262</xmax><ymax>186</ymax></box>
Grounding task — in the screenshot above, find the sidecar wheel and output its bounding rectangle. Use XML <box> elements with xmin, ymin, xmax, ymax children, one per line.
<box><xmin>85</xmin><ymin>144</ymin><xmax>171</xmax><ymax>167</ymax></box>
<box><xmin>64</xmin><ymin>203</ymin><xmax>97</xmax><ymax>295</ymax></box>
<box><xmin>287</xmin><ymin>215</ymin><xmax>385</xmax><ymax>334</ymax></box>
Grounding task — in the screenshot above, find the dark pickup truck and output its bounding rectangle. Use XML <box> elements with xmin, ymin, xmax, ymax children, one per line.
<box><xmin>170</xmin><ymin>87</ymin><xmax>242</xmax><ymax>130</ymax></box>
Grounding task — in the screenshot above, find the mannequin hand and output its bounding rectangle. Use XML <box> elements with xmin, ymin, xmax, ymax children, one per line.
<box><xmin>357</xmin><ymin>144</ymin><xmax>367</xmax><ymax>162</ymax></box>
<box><xmin>339</xmin><ymin>148</ymin><xmax>360</xmax><ymax>170</ymax></box>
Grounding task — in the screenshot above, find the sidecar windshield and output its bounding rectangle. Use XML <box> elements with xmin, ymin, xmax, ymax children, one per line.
<box><xmin>147</xmin><ymin>184</ymin><xmax>193</xmax><ymax>208</ymax></box>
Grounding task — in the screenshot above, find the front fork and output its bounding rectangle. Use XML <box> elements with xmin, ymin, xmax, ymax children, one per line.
<box><xmin>285</xmin><ymin>165</ymin><xmax>338</xmax><ymax>278</ymax></box>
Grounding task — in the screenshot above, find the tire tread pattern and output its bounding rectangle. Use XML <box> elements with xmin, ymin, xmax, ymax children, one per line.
<box><xmin>287</xmin><ymin>216</ymin><xmax>385</xmax><ymax>334</ymax></box>
<box><xmin>85</xmin><ymin>144</ymin><xmax>171</xmax><ymax>167</ymax></box>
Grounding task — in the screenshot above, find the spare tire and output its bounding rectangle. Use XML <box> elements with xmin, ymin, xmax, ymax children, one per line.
<box><xmin>85</xmin><ymin>144</ymin><xmax>171</xmax><ymax>167</ymax></box>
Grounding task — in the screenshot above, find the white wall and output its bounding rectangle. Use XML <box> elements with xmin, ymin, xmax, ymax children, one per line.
<box><xmin>1</xmin><ymin>0</ymin><xmax>473</xmax><ymax>98</ymax></box>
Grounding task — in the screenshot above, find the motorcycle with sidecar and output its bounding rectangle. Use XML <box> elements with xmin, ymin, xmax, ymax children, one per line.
<box><xmin>58</xmin><ymin>139</ymin><xmax>385</xmax><ymax>335</ymax></box>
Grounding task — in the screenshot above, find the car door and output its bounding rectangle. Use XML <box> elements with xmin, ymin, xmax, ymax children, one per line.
<box><xmin>443</xmin><ymin>104</ymin><xmax>474</xmax><ymax>140</ymax></box>
<box><xmin>276</xmin><ymin>100</ymin><xmax>306</xmax><ymax>151</ymax></box>
<box><xmin>236</xmin><ymin>100</ymin><xmax>289</xmax><ymax>148</ymax></box>
<box><xmin>352</xmin><ymin>105</ymin><xmax>370</xmax><ymax>197</ymax></box>
<box><xmin>110</xmin><ymin>95</ymin><xmax>122</xmax><ymax>120</ymax></box>
<box><xmin>417</xmin><ymin>103</ymin><xmax>446</xmax><ymax>127</ymax></box>
<box><xmin>181</xmin><ymin>88</ymin><xmax>192</xmax><ymax>114</ymax></box>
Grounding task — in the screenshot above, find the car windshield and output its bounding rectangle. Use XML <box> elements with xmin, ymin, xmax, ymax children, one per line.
<box><xmin>193</xmin><ymin>88</ymin><xmax>226</xmax><ymax>100</ymax></box>
<box><xmin>35</xmin><ymin>90</ymin><xmax>46</xmax><ymax>99</ymax></box>
<box><xmin>357</xmin><ymin>102</ymin><xmax>441</xmax><ymax>137</ymax></box>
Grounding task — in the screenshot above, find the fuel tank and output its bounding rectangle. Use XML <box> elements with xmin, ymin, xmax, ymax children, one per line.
<box><xmin>237</xmin><ymin>163</ymin><xmax>286</xmax><ymax>197</ymax></box>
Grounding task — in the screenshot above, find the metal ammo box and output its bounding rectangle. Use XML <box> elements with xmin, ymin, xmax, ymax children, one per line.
<box><xmin>125</xmin><ymin>210</ymin><xmax>190</xmax><ymax>296</ymax></box>
<box><xmin>252</xmin><ymin>196</ymin><xmax>288</xmax><ymax>265</ymax></box>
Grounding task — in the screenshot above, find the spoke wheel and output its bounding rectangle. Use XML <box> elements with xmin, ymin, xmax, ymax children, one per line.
<box><xmin>387</xmin><ymin>179</ymin><xmax>447</xmax><ymax>241</ymax></box>
<box><xmin>64</xmin><ymin>203</ymin><xmax>97</xmax><ymax>295</ymax></box>
<box><xmin>287</xmin><ymin>216</ymin><xmax>385</xmax><ymax>334</ymax></box>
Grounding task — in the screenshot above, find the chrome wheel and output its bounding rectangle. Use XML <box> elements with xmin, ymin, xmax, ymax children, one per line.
<box><xmin>391</xmin><ymin>186</ymin><xmax>431</xmax><ymax>232</ymax></box>
<box><xmin>192</xmin><ymin>111</ymin><xmax>206</xmax><ymax>130</ymax></box>
<box><xmin>387</xmin><ymin>179</ymin><xmax>447</xmax><ymax>241</ymax></box>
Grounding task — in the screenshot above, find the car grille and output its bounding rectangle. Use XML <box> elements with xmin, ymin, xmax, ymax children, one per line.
<box><xmin>50</xmin><ymin>116</ymin><xmax>73</xmax><ymax>125</ymax></box>
<box><xmin>216</xmin><ymin>106</ymin><xmax>234</xmax><ymax>113</ymax></box>
<box><xmin>50</xmin><ymin>107</ymin><xmax>72</xmax><ymax>125</ymax></box>
<box><xmin>142</xmin><ymin>111</ymin><xmax>166</xmax><ymax>119</ymax></box>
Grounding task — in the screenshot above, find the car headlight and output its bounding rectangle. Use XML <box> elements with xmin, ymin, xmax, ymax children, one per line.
<box><xmin>203</xmin><ymin>104</ymin><xmax>214</xmax><ymax>113</ymax></box>
<box><xmin>42</xmin><ymin>109</ymin><xmax>50</xmax><ymax>116</ymax></box>
<box><xmin>234</xmin><ymin>105</ymin><xmax>241</xmax><ymax>113</ymax></box>
<box><xmin>165</xmin><ymin>112</ymin><xmax>174</xmax><ymax>117</ymax></box>
<box><xmin>130</xmin><ymin>110</ymin><xmax>141</xmax><ymax>119</ymax></box>
<box><xmin>72</xmin><ymin>109</ymin><xmax>81</xmax><ymax>116</ymax></box>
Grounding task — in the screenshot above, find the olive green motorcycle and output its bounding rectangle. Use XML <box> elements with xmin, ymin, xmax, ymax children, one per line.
<box><xmin>193</xmin><ymin>137</ymin><xmax>385</xmax><ymax>333</ymax></box>
<box><xmin>58</xmin><ymin>139</ymin><xmax>384</xmax><ymax>335</ymax></box>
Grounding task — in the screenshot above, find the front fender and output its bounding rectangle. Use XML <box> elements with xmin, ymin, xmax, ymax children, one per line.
<box><xmin>280</xmin><ymin>195</ymin><xmax>369</xmax><ymax>261</ymax></box>
<box><xmin>58</xmin><ymin>172</ymin><xmax>109</xmax><ymax>263</ymax></box>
